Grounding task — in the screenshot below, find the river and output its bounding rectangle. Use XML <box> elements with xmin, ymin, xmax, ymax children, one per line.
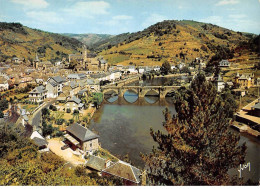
<box><xmin>89</xmin><ymin>77</ymin><xmax>260</xmax><ymax>183</ymax></box>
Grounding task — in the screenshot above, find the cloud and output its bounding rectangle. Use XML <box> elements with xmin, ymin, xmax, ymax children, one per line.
<box><xmin>142</xmin><ymin>13</ymin><xmax>168</xmax><ymax>28</ymax></box>
<box><xmin>100</xmin><ymin>15</ymin><xmax>133</xmax><ymax>27</ymax></box>
<box><xmin>199</xmin><ymin>15</ymin><xmax>260</xmax><ymax>34</ymax></box>
<box><xmin>228</xmin><ymin>14</ymin><xmax>247</xmax><ymax>19</ymax></box>
<box><xmin>26</xmin><ymin>11</ymin><xmax>64</xmax><ymax>24</ymax></box>
<box><xmin>10</xmin><ymin>0</ymin><xmax>49</xmax><ymax>9</ymax></box>
<box><xmin>199</xmin><ymin>16</ymin><xmax>223</xmax><ymax>25</ymax></box>
<box><xmin>215</xmin><ymin>0</ymin><xmax>239</xmax><ymax>6</ymax></box>
<box><xmin>64</xmin><ymin>1</ymin><xmax>110</xmax><ymax>18</ymax></box>
<box><xmin>112</xmin><ymin>15</ymin><xmax>133</xmax><ymax>20</ymax></box>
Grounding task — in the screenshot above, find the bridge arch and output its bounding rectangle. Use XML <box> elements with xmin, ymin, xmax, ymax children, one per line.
<box><xmin>102</xmin><ymin>89</ymin><xmax>118</xmax><ymax>96</ymax></box>
<box><xmin>143</xmin><ymin>89</ymin><xmax>160</xmax><ymax>97</ymax></box>
<box><xmin>122</xmin><ymin>88</ymin><xmax>139</xmax><ymax>103</ymax></box>
<box><xmin>121</xmin><ymin>88</ymin><xmax>139</xmax><ymax>96</ymax></box>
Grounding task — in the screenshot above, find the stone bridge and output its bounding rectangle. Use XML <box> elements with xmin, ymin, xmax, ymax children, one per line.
<box><xmin>101</xmin><ymin>85</ymin><xmax>181</xmax><ymax>99</ymax></box>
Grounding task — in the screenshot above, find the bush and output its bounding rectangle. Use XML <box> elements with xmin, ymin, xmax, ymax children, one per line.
<box><xmin>56</xmin><ymin>119</ymin><xmax>65</xmax><ymax>125</ymax></box>
<box><xmin>69</xmin><ymin>119</ymin><xmax>74</xmax><ymax>124</ymax></box>
<box><xmin>49</xmin><ymin>105</ymin><xmax>57</xmax><ymax>111</ymax></box>
<box><xmin>66</xmin><ymin>108</ymin><xmax>71</xmax><ymax>113</ymax></box>
<box><xmin>0</xmin><ymin>110</ymin><xmax>4</xmax><ymax>118</ymax></box>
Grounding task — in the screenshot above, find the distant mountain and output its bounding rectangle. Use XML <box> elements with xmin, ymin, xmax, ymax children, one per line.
<box><xmin>62</xmin><ymin>33</ymin><xmax>113</xmax><ymax>48</ymax></box>
<box><xmin>0</xmin><ymin>22</ymin><xmax>83</xmax><ymax>62</ymax></box>
<box><xmin>92</xmin><ymin>20</ymin><xmax>251</xmax><ymax>66</ymax></box>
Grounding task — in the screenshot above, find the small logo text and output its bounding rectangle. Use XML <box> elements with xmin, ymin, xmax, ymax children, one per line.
<box><xmin>238</xmin><ymin>162</ymin><xmax>250</xmax><ymax>178</ymax></box>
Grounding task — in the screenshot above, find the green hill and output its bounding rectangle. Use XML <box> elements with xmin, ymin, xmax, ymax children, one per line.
<box><xmin>0</xmin><ymin>22</ymin><xmax>84</xmax><ymax>62</ymax></box>
<box><xmin>93</xmin><ymin>20</ymin><xmax>251</xmax><ymax>66</ymax></box>
<box><xmin>62</xmin><ymin>33</ymin><xmax>113</xmax><ymax>48</ymax></box>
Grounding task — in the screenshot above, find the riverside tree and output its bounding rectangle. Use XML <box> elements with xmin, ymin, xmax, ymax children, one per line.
<box><xmin>142</xmin><ymin>72</ymin><xmax>246</xmax><ymax>185</ymax></box>
<box><xmin>160</xmin><ymin>60</ymin><xmax>171</xmax><ymax>75</ymax></box>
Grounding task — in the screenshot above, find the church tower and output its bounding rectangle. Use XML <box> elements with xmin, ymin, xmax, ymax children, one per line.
<box><xmin>33</xmin><ymin>53</ymin><xmax>39</xmax><ymax>69</ymax></box>
<box><xmin>82</xmin><ymin>45</ymin><xmax>87</xmax><ymax>61</ymax></box>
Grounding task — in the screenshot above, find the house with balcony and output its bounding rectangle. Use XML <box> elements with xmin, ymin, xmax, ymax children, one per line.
<box><xmin>29</xmin><ymin>85</ymin><xmax>47</xmax><ymax>103</ymax></box>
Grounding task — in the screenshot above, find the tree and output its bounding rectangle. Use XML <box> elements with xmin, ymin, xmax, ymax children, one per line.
<box><xmin>221</xmin><ymin>87</ymin><xmax>238</xmax><ymax>119</ymax></box>
<box><xmin>142</xmin><ymin>72</ymin><xmax>246</xmax><ymax>185</ymax></box>
<box><xmin>42</xmin><ymin>108</ymin><xmax>50</xmax><ymax>117</ymax></box>
<box><xmin>73</xmin><ymin>109</ymin><xmax>80</xmax><ymax>121</ymax></box>
<box><xmin>160</xmin><ymin>60</ymin><xmax>171</xmax><ymax>75</ymax></box>
<box><xmin>0</xmin><ymin>110</ymin><xmax>3</xmax><ymax>118</ymax></box>
<box><xmin>92</xmin><ymin>93</ymin><xmax>103</xmax><ymax>108</ymax></box>
<box><xmin>0</xmin><ymin>98</ymin><xmax>8</xmax><ymax>111</ymax></box>
<box><xmin>83</xmin><ymin>116</ymin><xmax>89</xmax><ymax>125</ymax></box>
<box><xmin>43</xmin><ymin>124</ymin><xmax>54</xmax><ymax>137</ymax></box>
<box><xmin>180</xmin><ymin>66</ymin><xmax>191</xmax><ymax>74</ymax></box>
<box><xmin>69</xmin><ymin>59</ymin><xmax>78</xmax><ymax>70</ymax></box>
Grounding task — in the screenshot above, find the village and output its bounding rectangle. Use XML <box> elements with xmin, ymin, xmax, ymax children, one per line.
<box><xmin>0</xmin><ymin>45</ymin><xmax>259</xmax><ymax>186</ymax></box>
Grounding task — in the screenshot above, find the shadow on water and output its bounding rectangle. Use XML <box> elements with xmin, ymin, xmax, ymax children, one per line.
<box><xmin>123</xmin><ymin>90</ymin><xmax>138</xmax><ymax>103</ymax></box>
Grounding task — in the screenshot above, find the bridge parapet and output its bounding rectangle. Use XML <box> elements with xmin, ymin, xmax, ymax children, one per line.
<box><xmin>102</xmin><ymin>85</ymin><xmax>181</xmax><ymax>99</ymax></box>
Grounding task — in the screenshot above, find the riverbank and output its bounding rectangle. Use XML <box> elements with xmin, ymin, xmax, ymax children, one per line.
<box><xmin>234</xmin><ymin>98</ymin><xmax>260</xmax><ymax>139</ymax></box>
<box><xmin>231</xmin><ymin>121</ymin><xmax>260</xmax><ymax>138</ymax></box>
<box><xmin>154</xmin><ymin>73</ymin><xmax>189</xmax><ymax>78</ymax></box>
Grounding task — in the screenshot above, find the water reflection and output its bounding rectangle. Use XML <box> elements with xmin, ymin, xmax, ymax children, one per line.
<box><xmin>123</xmin><ymin>91</ymin><xmax>138</xmax><ymax>103</ymax></box>
<box><xmin>104</xmin><ymin>93</ymin><xmax>118</xmax><ymax>103</ymax></box>
<box><xmin>144</xmin><ymin>96</ymin><xmax>159</xmax><ymax>104</ymax></box>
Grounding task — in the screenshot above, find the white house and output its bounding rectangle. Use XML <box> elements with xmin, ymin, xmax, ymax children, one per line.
<box><xmin>30</xmin><ymin>131</ymin><xmax>49</xmax><ymax>152</ymax></box>
<box><xmin>171</xmin><ymin>65</ymin><xmax>177</xmax><ymax>70</ymax></box>
<box><xmin>138</xmin><ymin>66</ymin><xmax>145</xmax><ymax>74</ymax></box>
<box><xmin>219</xmin><ymin>60</ymin><xmax>230</xmax><ymax>67</ymax></box>
<box><xmin>127</xmin><ymin>66</ymin><xmax>137</xmax><ymax>74</ymax></box>
<box><xmin>177</xmin><ymin>63</ymin><xmax>186</xmax><ymax>70</ymax></box>
<box><xmin>46</xmin><ymin>76</ymin><xmax>66</xmax><ymax>98</ymax></box>
<box><xmin>28</xmin><ymin>85</ymin><xmax>47</xmax><ymax>103</ymax></box>
<box><xmin>153</xmin><ymin>66</ymin><xmax>160</xmax><ymax>72</ymax></box>
<box><xmin>215</xmin><ymin>75</ymin><xmax>225</xmax><ymax>92</ymax></box>
<box><xmin>0</xmin><ymin>77</ymin><xmax>9</xmax><ymax>91</ymax></box>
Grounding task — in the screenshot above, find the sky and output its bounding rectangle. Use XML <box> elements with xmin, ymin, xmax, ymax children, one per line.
<box><xmin>0</xmin><ymin>0</ymin><xmax>259</xmax><ymax>35</ymax></box>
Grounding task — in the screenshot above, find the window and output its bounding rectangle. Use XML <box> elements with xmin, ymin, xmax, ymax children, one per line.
<box><xmin>90</xmin><ymin>143</ymin><xmax>92</xmax><ymax>147</ymax></box>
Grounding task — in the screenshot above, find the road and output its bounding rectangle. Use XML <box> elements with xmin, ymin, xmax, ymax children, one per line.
<box><xmin>30</xmin><ymin>99</ymin><xmax>55</xmax><ymax>127</ymax></box>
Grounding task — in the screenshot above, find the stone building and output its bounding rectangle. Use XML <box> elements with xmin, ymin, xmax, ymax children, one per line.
<box><xmin>234</xmin><ymin>73</ymin><xmax>254</xmax><ymax>89</ymax></box>
<box><xmin>64</xmin><ymin>123</ymin><xmax>99</xmax><ymax>153</ymax></box>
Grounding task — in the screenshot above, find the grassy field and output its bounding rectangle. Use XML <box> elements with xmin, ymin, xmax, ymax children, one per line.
<box><xmin>21</xmin><ymin>104</ymin><xmax>38</xmax><ymax>113</ymax></box>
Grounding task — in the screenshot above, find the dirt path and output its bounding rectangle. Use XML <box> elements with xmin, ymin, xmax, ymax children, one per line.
<box><xmin>48</xmin><ymin>138</ymin><xmax>85</xmax><ymax>166</ymax></box>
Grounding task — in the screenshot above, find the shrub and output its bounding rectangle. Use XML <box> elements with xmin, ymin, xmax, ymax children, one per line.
<box><xmin>69</xmin><ymin>119</ymin><xmax>74</xmax><ymax>124</ymax></box>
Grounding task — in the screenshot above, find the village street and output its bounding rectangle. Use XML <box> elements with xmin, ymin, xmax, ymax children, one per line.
<box><xmin>29</xmin><ymin>99</ymin><xmax>56</xmax><ymax>127</ymax></box>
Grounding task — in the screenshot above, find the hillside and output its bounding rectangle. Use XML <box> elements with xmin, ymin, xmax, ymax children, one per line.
<box><xmin>62</xmin><ymin>33</ymin><xmax>113</xmax><ymax>48</ymax></box>
<box><xmin>0</xmin><ymin>22</ymin><xmax>83</xmax><ymax>62</ymax></box>
<box><xmin>93</xmin><ymin>20</ymin><xmax>251</xmax><ymax>66</ymax></box>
